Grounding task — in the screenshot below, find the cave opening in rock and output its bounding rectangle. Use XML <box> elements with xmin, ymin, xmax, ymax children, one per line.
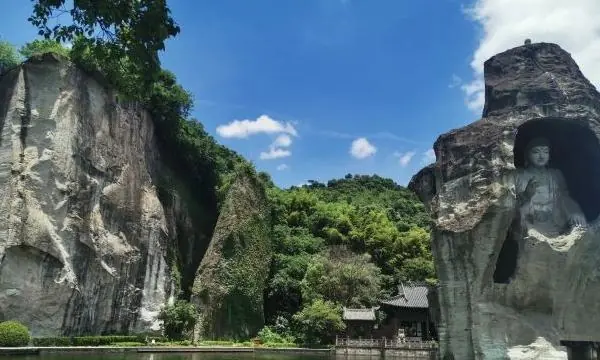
<box><xmin>513</xmin><ymin>118</ymin><xmax>600</xmax><ymax>221</ymax></box>
<box><xmin>493</xmin><ymin>220</ymin><xmax>519</xmax><ymax>284</ymax></box>
<box><xmin>493</xmin><ymin>118</ymin><xmax>600</xmax><ymax>284</ymax></box>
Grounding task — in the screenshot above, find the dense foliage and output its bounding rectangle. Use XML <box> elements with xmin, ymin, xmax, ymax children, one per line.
<box><xmin>0</xmin><ymin>321</ymin><xmax>30</xmax><ymax>347</ymax></box>
<box><xmin>261</xmin><ymin>174</ymin><xmax>434</xmax><ymax>344</ymax></box>
<box><xmin>301</xmin><ymin>248</ymin><xmax>382</xmax><ymax>307</ymax></box>
<box><xmin>157</xmin><ymin>300</ymin><xmax>198</xmax><ymax>340</ymax></box>
<box><xmin>291</xmin><ymin>299</ymin><xmax>345</xmax><ymax>346</ymax></box>
<box><xmin>19</xmin><ymin>39</ymin><xmax>71</xmax><ymax>59</ymax></box>
<box><xmin>265</xmin><ymin>175</ymin><xmax>433</xmax><ymax>320</ymax></box>
<box><xmin>0</xmin><ymin>40</ymin><xmax>20</xmax><ymax>73</ymax></box>
<box><xmin>29</xmin><ymin>0</ymin><xmax>180</xmax><ymax>86</ymax></box>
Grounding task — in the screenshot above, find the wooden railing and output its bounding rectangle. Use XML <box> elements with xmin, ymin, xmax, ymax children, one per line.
<box><xmin>335</xmin><ymin>336</ymin><xmax>438</xmax><ymax>349</ymax></box>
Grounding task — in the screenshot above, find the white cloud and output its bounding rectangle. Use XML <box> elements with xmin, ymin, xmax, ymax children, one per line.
<box><xmin>273</xmin><ymin>134</ymin><xmax>293</xmax><ymax>148</ymax></box>
<box><xmin>260</xmin><ymin>134</ymin><xmax>294</xmax><ymax>160</ymax></box>
<box><xmin>448</xmin><ymin>74</ymin><xmax>463</xmax><ymax>89</ymax></box>
<box><xmin>463</xmin><ymin>0</ymin><xmax>600</xmax><ymax>113</ymax></box>
<box><xmin>422</xmin><ymin>149</ymin><xmax>436</xmax><ymax>165</ymax></box>
<box><xmin>217</xmin><ymin>114</ymin><xmax>298</xmax><ymax>160</ymax></box>
<box><xmin>393</xmin><ymin>151</ymin><xmax>416</xmax><ymax>167</ymax></box>
<box><xmin>276</xmin><ymin>164</ymin><xmax>289</xmax><ymax>171</ymax></box>
<box><xmin>260</xmin><ymin>148</ymin><xmax>291</xmax><ymax>160</ymax></box>
<box><xmin>216</xmin><ymin>114</ymin><xmax>297</xmax><ymax>138</ymax></box>
<box><xmin>320</xmin><ymin>130</ymin><xmax>425</xmax><ymax>145</ymax></box>
<box><xmin>350</xmin><ymin>138</ymin><xmax>377</xmax><ymax>159</ymax></box>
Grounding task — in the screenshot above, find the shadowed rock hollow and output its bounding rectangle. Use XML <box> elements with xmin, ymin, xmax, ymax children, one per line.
<box><xmin>409</xmin><ymin>43</ymin><xmax>600</xmax><ymax>359</ymax></box>
<box><xmin>0</xmin><ymin>54</ymin><xmax>271</xmax><ymax>337</ymax></box>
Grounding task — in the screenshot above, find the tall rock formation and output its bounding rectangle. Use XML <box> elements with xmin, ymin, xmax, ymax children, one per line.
<box><xmin>191</xmin><ymin>169</ymin><xmax>271</xmax><ymax>340</ymax></box>
<box><xmin>0</xmin><ymin>53</ymin><xmax>271</xmax><ymax>337</ymax></box>
<box><xmin>409</xmin><ymin>43</ymin><xmax>600</xmax><ymax>359</ymax></box>
<box><xmin>0</xmin><ymin>53</ymin><xmax>175</xmax><ymax>336</ymax></box>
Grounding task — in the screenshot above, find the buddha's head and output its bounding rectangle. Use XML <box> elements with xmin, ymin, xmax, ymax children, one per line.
<box><xmin>525</xmin><ymin>137</ymin><xmax>550</xmax><ymax>168</ymax></box>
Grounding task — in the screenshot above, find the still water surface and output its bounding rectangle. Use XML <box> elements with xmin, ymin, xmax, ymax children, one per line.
<box><xmin>0</xmin><ymin>354</ymin><xmax>330</xmax><ymax>360</ymax></box>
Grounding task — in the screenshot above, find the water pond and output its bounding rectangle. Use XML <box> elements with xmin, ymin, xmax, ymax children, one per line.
<box><xmin>0</xmin><ymin>353</ymin><xmax>331</xmax><ymax>360</ymax></box>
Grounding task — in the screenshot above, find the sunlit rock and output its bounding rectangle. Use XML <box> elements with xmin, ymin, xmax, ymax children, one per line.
<box><xmin>0</xmin><ymin>54</ymin><xmax>176</xmax><ymax>335</ymax></box>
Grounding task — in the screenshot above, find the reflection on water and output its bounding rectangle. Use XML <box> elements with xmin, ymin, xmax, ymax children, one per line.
<box><xmin>0</xmin><ymin>353</ymin><xmax>331</xmax><ymax>360</ymax></box>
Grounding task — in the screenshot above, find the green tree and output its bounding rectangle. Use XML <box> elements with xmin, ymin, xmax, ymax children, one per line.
<box><xmin>19</xmin><ymin>39</ymin><xmax>70</xmax><ymax>58</ymax></box>
<box><xmin>301</xmin><ymin>247</ymin><xmax>382</xmax><ymax>307</ymax></box>
<box><xmin>28</xmin><ymin>0</ymin><xmax>180</xmax><ymax>84</ymax></box>
<box><xmin>157</xmin><ymin>300</ymin><xmax>198</xmax><ymax>340</ymax></box>
<box><xmin>265</xmin><ymin>174</ymin><xmax>435</xmax><ymax>321</ymax></box>
<box><xmin>0</xmin><ymin>321</ymin><xmax>30</xmax><ymax>347</ymax></box>
<box><xmin>308</xmin><ymin>201</ymin><xmax>354</xmax><ymax>244</ymax></box>
<box><xmin>0</xmin><ymin>40</ymin><xmax>20</xmax><ymax>73</ymax></box>
<box><xmin>291</xmin><ymin>299</ymin><xmax>345</xmax><ymax>346</ymax></box>
<box><xmin>265</xmin><ymin>226</ymin><xmax>325</xmax><ymax>321</ymax></box>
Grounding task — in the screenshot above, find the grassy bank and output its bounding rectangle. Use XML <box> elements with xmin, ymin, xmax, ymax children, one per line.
<box><xmin>29</xmin><ymin>336</ymin><xmax>307</xmax><ymax>349</ymax></box>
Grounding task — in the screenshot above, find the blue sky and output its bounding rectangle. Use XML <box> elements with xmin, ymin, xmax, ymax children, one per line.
<box><xmin>3</xmin><ymin>0</ymin><xmax>600</xmax><ymax>188</ymax></box>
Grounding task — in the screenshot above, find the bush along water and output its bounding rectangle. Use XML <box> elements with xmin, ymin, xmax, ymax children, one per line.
<box><xmin>31</xmin><ymin>335</ymin><xmax>167</xmax><ymax>346</ymax></box>
<box><xmin>0</xmin><ymin>321</ymin><xmax>31</xmax><ymax>347</ymax></box>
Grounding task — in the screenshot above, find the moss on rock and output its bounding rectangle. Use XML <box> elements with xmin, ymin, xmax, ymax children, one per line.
<box><xmin>191</xmin><ymin>168</ymin><xmax>272</xmax><ymax>340</ymax></box>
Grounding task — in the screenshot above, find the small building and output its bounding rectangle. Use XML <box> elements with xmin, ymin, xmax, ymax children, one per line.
<box><xmin>341</xmin><ymin>307</ymin><xmax>378</xmax><ymax>337</ymax></box>
<box><xmin>377</xmin><ymin>282</ymin><xmax>437</xmax><ymax>341</ymax></box>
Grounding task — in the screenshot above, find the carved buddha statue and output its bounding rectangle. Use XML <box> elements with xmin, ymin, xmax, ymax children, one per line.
<box><xmin>515</xmin><ymin>137</ymin><xmax>586</xmax><ymax>237</ymax></box>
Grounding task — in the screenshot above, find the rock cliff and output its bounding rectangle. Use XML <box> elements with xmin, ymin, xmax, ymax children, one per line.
<box><xmin>410</xmin><ymin>43</ymin><xmax>600</xmax><ymax>359</ymax></box>
<box><xmin>0</xmin><ymin>54</ymin><xmax>271</xmax><ymax>337</ymax></box>
<box><xmin>191</xmin><ymin>170</ymin><xmax>271</xmax><ymax>340</ymax></box>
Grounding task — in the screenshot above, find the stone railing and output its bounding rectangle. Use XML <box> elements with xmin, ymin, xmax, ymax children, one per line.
<box><xmin>335</xmin><ymin>336</ymin><xmax>438</xmax><ymax>349</ymax></box>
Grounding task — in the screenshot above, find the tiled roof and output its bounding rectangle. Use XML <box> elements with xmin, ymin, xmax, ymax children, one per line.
<box><xmin>380</xmin><ymin>282</ymin><xmax>429</xmax><ymax>309</ymax></box>
<box><xmin>342</xmin><ymin>307</ymin><xmax>377</xmax><ymax>321</ymax></box>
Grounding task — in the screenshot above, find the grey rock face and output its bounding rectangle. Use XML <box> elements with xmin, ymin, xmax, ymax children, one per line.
<box><xmin>0</xmin><ymin>54</ymin><xmax>175</xmax><ymax>336</ymax></box>
<box><xmin>410</xmin><ymin>43</ymin><xmax>600</xmax><ymax>359</ymax></box>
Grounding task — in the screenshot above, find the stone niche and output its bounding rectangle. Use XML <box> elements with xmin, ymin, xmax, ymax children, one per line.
<box><xmin>512</xmin><ymin>118</ymin><xmax>600</xmax><ymax>221</ymax></box>
<box><xmin>409</xmin><ymin>42</ymin><xmax>600</xmax><ymax>360</ymax></box>
<box><xmin>494</xmin><ymin>118</ymin><xmax>600</xmax><ymax>285</ymax></box>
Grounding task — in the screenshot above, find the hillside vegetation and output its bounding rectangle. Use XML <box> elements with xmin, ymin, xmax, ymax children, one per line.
<box><xmin>0</xmin><ymin>35</ymin><xmax>433</xmax><ymax>345</ymax></box>
<box><xmin>263</xmin><ymin>174</ymin><xmax>433</xmax><ymax>343</ymax></box>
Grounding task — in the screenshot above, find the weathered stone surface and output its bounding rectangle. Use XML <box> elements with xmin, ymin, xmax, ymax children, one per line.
<box><xmin>410</xmin><ymin>43</ymin><xmax>600</xmax><ymax>359</ymax></box>
<box><xmin>408</xmin><ymin>163</ymin><xmax>436</xmax><ymax>208</ymax></box>
<box><xmin>0</xmin><ymin>54</ymin><xmax>177</xmax><ymax>336</ymax></box>
<box><xmin>191</xmin><ymin>171</ymin><xmax>271</xmax><ymax>341</ymax></box>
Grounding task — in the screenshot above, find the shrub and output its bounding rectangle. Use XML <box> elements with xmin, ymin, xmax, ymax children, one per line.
<box><xmin>32</xmin><ymin>335</ymin><xmax>167</xmax><ymax>346</ymax></box>
<box><xmin>31</xmin><ymin>337</ymin><xmax>71</xmax><ymax>346</ymax></box>
<box><xmin>19</xmin><ymin>39</ymin><xmax>70</xmax><ymax>59</ymax></box>
<box><xmin>157</xmin><ymin>300</ymin><xmax>198</xmax><ymax>340</ymax></box>
<box><xmin>256</xmin><ymin>325</ymin><xmax>295</xmax><ymax>345</ymax></box>
<box><xmin>71</xmin><ymin>336</ymin><xmax>138</xmax><ymax>346</ymax></box>
<box><xmin>110</xmin><ymin>342</ymin><xmax>145</xmax><ymax>347</ymax></box>
<box><xmin>0</xmin><ymin>321</ymin><xmax>30</xmax><ymax>347</ymax></box>
<box><xmin>291</xmin><ymin>299</ymin><xmax>344</xmax><ymax>346</ymax></box>
<box><xmin>200</xmin><ymin>340</ymin><xmax>234</xmax><ymax>346</ymax></box>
